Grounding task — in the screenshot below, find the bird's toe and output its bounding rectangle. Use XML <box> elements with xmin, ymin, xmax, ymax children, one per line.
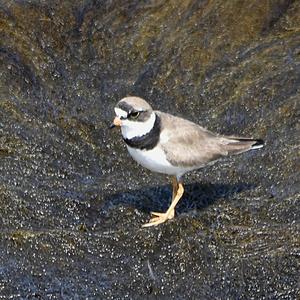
<box><xmin>142</xmin><ymin>211</ymin><xmax>174</xmax><ymax>227</ymax></box>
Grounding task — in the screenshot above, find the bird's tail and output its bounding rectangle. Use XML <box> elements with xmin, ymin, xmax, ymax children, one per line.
<box><xmin>222</xmin><ymin>137</ymin><xmax>264</xmax><ymax>155</ymax></box>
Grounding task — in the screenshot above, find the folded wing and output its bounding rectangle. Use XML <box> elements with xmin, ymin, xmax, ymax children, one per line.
<box><xmin>157</xmin><ymin>112</ymin><xmax>263</xmax><ymax>168</ymax></box>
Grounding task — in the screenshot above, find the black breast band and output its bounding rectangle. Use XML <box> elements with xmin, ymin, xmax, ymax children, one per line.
<box><xmin>123</xmin><ymin>114</ymin><xmax>161</xmax><ymax>150</ymax></box>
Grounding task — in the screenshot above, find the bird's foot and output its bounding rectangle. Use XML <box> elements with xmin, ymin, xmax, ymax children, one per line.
<box><xmin>142</xmin><ymin>210</ymin><xmax>175</xmax><ymax>227</ymax></box>
<box><xmin>151</xmin><ymin>210</ymin><xmax>175</xmax><ymax>219</ymax></box>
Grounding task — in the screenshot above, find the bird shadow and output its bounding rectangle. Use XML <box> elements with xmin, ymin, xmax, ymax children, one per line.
<box><xmin>105</xmin><ymin>181</ymin><xmax>255</xmax><ymax>215</ymax></box>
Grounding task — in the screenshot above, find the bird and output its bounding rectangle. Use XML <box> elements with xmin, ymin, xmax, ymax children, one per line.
<box><xmin>110</xmin><ymin>96</ymin><xmax>264</xmax><ymax>227</ymax></box>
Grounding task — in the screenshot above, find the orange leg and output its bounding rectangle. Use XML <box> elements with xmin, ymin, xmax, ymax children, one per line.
<box><xmin>142</xmin><ymin>176</ymin><xmax>184</xmax><ymax>227</ymax></box>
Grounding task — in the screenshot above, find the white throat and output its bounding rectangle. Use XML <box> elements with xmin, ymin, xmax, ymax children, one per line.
<box><xmin>121</xmin><ymin>112</ymin><xmax>156</xmax><ymax>139</ymax></box>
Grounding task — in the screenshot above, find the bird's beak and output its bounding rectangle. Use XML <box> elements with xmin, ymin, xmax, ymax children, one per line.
<box><xmin>109</xmin><ymin>117</ymin><xmax>122</xmax><ymax>129</ymax></box>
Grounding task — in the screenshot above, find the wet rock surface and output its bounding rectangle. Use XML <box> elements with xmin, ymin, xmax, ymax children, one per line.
<box><xmin>0</xmin><ymin>0</ymin><xmax>299</xmax><ymax>298</ymax></box>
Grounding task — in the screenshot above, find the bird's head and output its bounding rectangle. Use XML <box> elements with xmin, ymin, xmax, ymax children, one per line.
<box><xmin>110</xmin><ymin>96</ymin><xmax>156</xmax><ymax>139</ymax></box>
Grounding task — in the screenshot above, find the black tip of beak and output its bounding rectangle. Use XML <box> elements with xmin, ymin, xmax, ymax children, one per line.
<box><xmin>109</xmin><ymin>123</ymin><xmax>116</xmax><ymax>129</ymax></box>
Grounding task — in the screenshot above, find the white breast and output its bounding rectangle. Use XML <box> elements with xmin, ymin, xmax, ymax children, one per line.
<box><xmin>127</xmin><ymin>145</ymin><xmax>188</xmax><ymax>177</ymax></box>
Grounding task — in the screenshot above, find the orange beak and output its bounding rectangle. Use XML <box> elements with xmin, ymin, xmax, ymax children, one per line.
<box><xmin>109</xmin><ymin>117</ymin><xmax>122</xmax><ymax>129</ymax></box>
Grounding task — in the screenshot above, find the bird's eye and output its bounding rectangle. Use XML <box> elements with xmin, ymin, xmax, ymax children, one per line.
<box><xmin>129</xmin><ymin>111</ymin><xmax>140</xmax><ymax>119</ymax></box>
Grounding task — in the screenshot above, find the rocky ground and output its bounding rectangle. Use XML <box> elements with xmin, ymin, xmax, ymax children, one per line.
<box><xmin>0</xmin><ymin>0</ymin><xmax>299</xmax><ymax>299</ymax></box>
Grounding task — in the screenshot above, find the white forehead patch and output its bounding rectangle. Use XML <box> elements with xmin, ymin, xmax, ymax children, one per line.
<box><xmin>114</xmin><ymin>107</ymin><xmax>128</xmax><ymax>118</ymax></box>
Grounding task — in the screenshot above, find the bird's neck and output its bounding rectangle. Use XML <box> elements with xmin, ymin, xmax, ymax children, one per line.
<box><xmin>123</xmin><ymin>113</ymin><xmax>161</xmax><ymax>150</ymax></box>
<box><xmin>121</xmin><ymin>112</ymin><xmax>156</xmax><ymax>140</ymax></box>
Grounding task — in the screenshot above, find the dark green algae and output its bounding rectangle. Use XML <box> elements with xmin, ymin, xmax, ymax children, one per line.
<box><xmin>0</xmin><ymin>0</ymin><xmax>299</xmax><ymax>298</ymax></box>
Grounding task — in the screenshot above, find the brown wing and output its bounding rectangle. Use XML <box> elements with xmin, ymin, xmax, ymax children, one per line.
<box><xmin>157</xmin><ymin>112</ymin><xmax>227</xmax><ymax>168</ymax></box>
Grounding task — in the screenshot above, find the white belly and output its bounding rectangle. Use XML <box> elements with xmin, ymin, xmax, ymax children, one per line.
<box><xmin>127</xmin><ymin>145</ymin><xmax>186</xmax><ymax>176</ymax></box>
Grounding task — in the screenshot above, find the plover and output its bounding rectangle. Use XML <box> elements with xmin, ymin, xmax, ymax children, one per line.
<box><xmin>110</xmin><ymin>96</ymin><xmax>264</xmax><ymax>227</ymax></box>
